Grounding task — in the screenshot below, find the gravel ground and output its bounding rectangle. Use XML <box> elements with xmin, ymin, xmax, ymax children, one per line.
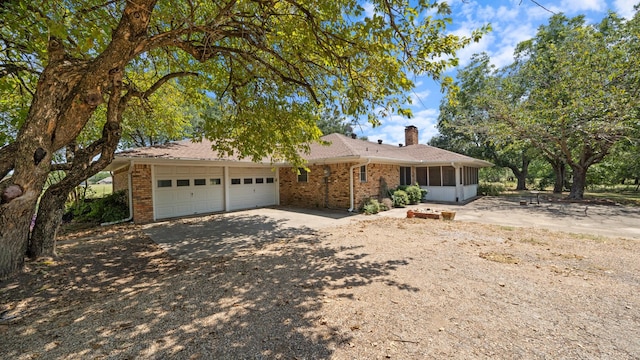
<box><xmin>1</xmin><ymin>216</ymin><xmax>639</xmax><ymax>359</ymax></box>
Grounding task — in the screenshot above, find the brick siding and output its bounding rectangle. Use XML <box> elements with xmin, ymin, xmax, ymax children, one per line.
<box><xmin>131</xmin><ymin>164</ymin><xmax>153</xmax><ymax>223</ymax></box>
<box><xmin>353</xmin><ymin>163</ymin><xmax>400</xmax><ymax>209</ymax></box>
<box><xmin>279</xmin><ymin>163</ymin><xmax>400</xmax><ymax>211</ymax></box>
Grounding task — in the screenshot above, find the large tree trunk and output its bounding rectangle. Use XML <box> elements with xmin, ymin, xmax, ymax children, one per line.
<box><xmin>551</xmin><ymin>160</ymin><xmax>565</xmax><ymax>194</ymax></box>
<box><xmin>568</xmin><ymin>165</ymin><xmax>587</xmax><ymax>200</ymax></box>
<box><xmin>0</xmin><ymin>193</ymin><xmax>37</xmax><ymax>279</ymax></box>
<box><xmin>509</xmin><ymin>154</ymin><xmax>530</xmax><ymax>191</ymax></box>
<box><xmin>0</xmin><ymin>1</ymin><xmax>152</xmax><ymax>278</ymax></box>
<box><xmin>29</xmin><ymin>68</ymin><xmax>127</xmax><ymax>260</ymax></box>
<box><xmin>27</xmin><ymin>188</ymin><xmax>66</xmax><ymax>258</ymax></box>
<box><xmin>514</xmin><ymin>171</ymin><xmax>527</xmax><ymax>191</ymax></box>
<box><xmin>0</xmin><ymin>50</ymin><xmax>96</xmax><ymax>279</ymax></box>
<box><xmin>0</xmin><ymin>65</ymin><xmax>84</xmax><ymax>278</ymax></box>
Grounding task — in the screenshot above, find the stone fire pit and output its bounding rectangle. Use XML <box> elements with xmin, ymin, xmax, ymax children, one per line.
<box><xmin>406</xmin><ymin>209</ymin><xmax>456</xmax><ymax>220</ymax></box>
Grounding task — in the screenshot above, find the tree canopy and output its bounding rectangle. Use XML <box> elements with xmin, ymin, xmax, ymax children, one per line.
<box><xmin>436</xmin><ymin>10</ymin><xmax>640</xmax><ymax>198</ymax></box>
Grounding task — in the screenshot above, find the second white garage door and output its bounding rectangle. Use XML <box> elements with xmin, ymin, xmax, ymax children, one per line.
<box><xmin>228</xmin><ymin>167</ymin><xmax>278</xmax><ymax>211</ymax></box>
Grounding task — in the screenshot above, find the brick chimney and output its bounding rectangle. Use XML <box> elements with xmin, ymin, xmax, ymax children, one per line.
<box><xmin>405</xmin><ymin>125</ymin><xmax>418</xmax><ymax>146</ymax></box>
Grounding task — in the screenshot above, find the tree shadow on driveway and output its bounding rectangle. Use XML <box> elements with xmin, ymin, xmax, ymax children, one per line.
<box><xmin>1</xmin><ymin>215</ymin><xmax>417</xmax><ymax>359</ymax></box>
<box><xmin>143</xmin><ymin>212</ymin><xmax>317</xmax><ymax>261</ymax></box>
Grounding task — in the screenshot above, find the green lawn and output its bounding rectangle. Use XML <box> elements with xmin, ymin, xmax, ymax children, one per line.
<box><xmin>86</xmin><ymin>184</ymin><xmax>112</xmax><ymax>198</ymax></box>
<box><xmin>498</xmin><ymin>186</ymin><xmax>640</xmax><ymax>206</ymax></box>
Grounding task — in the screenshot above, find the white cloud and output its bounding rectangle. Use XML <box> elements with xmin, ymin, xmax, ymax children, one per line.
<box><xmin>410</xmin><ymin>89</ymin><xmax>431</xmax><ymax>106</ymax></box>
<box><xmin>365</xmin><ymin>108</ymin><xmax>440</xmax><ymax>145</ymax></box>
<box><xmin>613</xmin><ymin>0</ymin><xmax>637</xmax><ymax>19</ymax></box>
<box><xmin>362</xmin><ymin>2</ymin><xmax>375</xmax><ymax>18</ymax></box>
<box><xmin>560</xmin><ymin>0</ymin><xmax>607</xmax><ymax>13</ymax></box>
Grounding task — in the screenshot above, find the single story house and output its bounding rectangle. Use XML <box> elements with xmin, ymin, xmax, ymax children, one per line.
<box><xmin>106</xmin><ymin>126</ymin><xmax>491</xmax><ymax>223</ymax></box>
<box><xmin>96</xmin><ymin>176</ymin><xmax>113</xmax><ymax>184</ymax></box>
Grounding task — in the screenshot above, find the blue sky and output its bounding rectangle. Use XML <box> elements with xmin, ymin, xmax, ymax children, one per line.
<box><xmin>354</xmin><ymin>0</ymin><xmax>638</xmax><ymax>146</ymax></box>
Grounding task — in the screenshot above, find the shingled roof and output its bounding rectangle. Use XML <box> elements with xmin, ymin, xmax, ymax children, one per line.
<box><xmin>306</xmin><ymin>133</ymin><xmax>492</xmax><ymax>166</ymax></box>
<box><xmin>111</xmin><ymin>134</ymin><xmax>491</xmax><ymax>167</ymax></box>
<box><xmin>114</xmin><ymin>139</ymin><xmax>275</xmax><ymax>164</ymax></box>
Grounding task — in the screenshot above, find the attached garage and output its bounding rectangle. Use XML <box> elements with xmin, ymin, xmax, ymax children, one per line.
<box><xmin>106</xmin><ymin>138</ymin><xmax>285</xmax><ymax>223</ymax></box>
<box><xmin>228</xmin><ymin>167</ymin><xmax>278</xmax><ymax>211</ymax></box>
<box><xmin>151</xmin><ymin>165</ymin><xmax>279</xmax><ymax>219</ymax></box>
<box><xmin>154</xmin><ymin>165</ymin><xmax>225</xmax><ymax>219</ymax></box>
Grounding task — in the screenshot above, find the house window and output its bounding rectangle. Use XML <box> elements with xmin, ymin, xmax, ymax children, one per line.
<box><xmin>210</xmin><ymin>178</ymin><xmax>221</xmax><ymax>185</ymax></box>
<box><xmin>231</xmin><ymin>178</ymin><xmax>241</xmax><ymax>185</ymax></box>
<box><xmin>244</xmin><ymin>178</ymin><xmax>253</xmax><ymax>184</ymax></box>
<box><xmin>256</xmin><ymin>178</ymin><xmax>264</xmax><ymax>184</ymax></box>
<box><xmin>416</xmin><ymin>167</ymin><xmax>427</xmax><ymax>187</ymax></box>
<box><xmin>442</xmin><ymin>166</ymin><xmax>456</xmax><ymax>186</ymax></box>
<box><xmin>464</xmin><ymin>167</ymin><xmax>478</xmax><ymax>185</ymax></box>
<box><xmin>157</xmin><ymin>179</ymin><xmax>172</xmax><ymax>188</ymax></box>
<box><xmin>266</xmin><ymin>177</ymin><xmax>275</xmax><ymax>184</ymax></box>
<box><xmin>428</xmin><ymin>166</ymin><xmax>441</xmax><ymax>186</ymax></box>
<box><xmin>194</xmin><ymin>178</ymin><xmax>206</xmax><ymax>186</ymax></box>
<box><xmin>400</xmin><ymin>166</ymin><xmax>412</xmax><ymax>186</ymax></box>
<box><xmin>297</xmin><ymin>168</ymin><xmax>308</xmax><ymax>183</ymax></box>
<box><xmin>360</xmin><ymin>165</ymin><xmax>367</xmax><ymax>182</ymax></box>
<box><xmin>176</xmin><ymin>179</ymin><xmax>190</xmax><ymax>187</ymax></box>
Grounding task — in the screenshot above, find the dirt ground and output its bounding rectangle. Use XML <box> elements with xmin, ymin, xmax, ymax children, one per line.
<box><xmin>1</xmin><ymin>215</ymin><xmax>639</xmax><ymax>359</ymax></box>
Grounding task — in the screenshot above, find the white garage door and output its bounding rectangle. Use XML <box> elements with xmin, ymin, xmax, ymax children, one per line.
<box><xmin>154</xmin><ymin>166</ymin><xmax>225</xmax><ymax>219</ymax></box>
<box><xmin>228</xmin><ymin>167</ymin><xmax>277</xmax><ymax>211</ymax></box>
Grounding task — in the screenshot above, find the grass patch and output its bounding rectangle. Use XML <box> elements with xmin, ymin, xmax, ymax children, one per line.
<box><xmin>86</xmin><ymin>184</ymin><xmax>112</xmax><ymax>198</ymax></box>
<box><xmin>583</xmin><ymin>190</ymin><xmax>640</xmax><ymax>206</ymax></box>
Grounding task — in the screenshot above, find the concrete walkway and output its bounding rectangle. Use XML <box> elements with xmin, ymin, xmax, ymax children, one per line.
<box><xmin>143</xmin><ymin>197</ymin><xmax>640</xmax><ymax>261</ymax></box>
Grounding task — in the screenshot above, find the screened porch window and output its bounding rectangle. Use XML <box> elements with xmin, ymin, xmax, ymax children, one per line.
<box><xmin>400</xmin><ymin>166</ymin><xmax>411</xmax><ymax>186</ymax></box>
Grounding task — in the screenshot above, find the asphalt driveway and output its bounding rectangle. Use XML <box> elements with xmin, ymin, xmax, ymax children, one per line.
<box><xmin>143</xmin><ymin>197</ymin><xmax>640</xmax><ymax>261</ymax></box>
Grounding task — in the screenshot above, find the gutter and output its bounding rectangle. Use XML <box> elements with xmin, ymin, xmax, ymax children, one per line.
<box><xmin>101</xmin><ymin>160</ymin><xmax>134</xmax><ymax>226</ymax></box>
<box><xmin>348</xmin><ymin>159</ymin><xmax>371</xmax><ymax>212</ymax></box>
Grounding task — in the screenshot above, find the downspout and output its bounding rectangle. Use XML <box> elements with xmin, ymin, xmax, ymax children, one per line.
<box><xmin>348</xmin><ymin>159</ymin><xmax>370</xmax><ymax>212</ymax></box>
<box><xmin>101</xmin><ymin>161</ymin><xmax>134</xmax><ymax>226</ymax></box>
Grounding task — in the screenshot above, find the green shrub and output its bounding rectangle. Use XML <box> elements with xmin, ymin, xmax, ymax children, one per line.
<box><xmin>392</xmin><ymin>190</ymin><xmax>409</xmax><ymax>207</ymax></box>
<box><xmin>380</xmin><ymin>198</ymin><xmax>393</xmax><ymax>211</ymax></box>
<box><xmin>75</xmin><ymin>190</ymin><xmax>129</xmax><ymax>223</ymax></box>
<box><xmin>360</xmin><ymin>198</ymin><xmax>381</xmax><ymax>215</ymax></box>
<box><xmin>404</xmin><ymin>184</ymin><xmax>423</xmax><ymax>204</ymax></box>
<box><xmin>478</xmin><ymin>182</ymin><xmax>506</xmax><ymax>196</ymax></box>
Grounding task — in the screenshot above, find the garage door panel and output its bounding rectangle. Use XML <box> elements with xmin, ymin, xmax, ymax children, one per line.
<box><xmin>154</xmin><ymin>166</ymin><xmax>225</xmax><ymax>219</ymax></box>
<box><xmin>228</xmin><ymin>167</ymin><xmax>277</xmax><ymax>211</ymax></box>
<box><xmin>155</xmin><ymin>191</ymin><xmax>176</xmax><ymax>204</ymax></box>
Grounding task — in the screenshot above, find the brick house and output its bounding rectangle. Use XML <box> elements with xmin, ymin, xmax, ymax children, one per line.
<box><xmin>107</xmin><ymin>126</ymin><xmax>491</xmax><ymax>223</ymax></box>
